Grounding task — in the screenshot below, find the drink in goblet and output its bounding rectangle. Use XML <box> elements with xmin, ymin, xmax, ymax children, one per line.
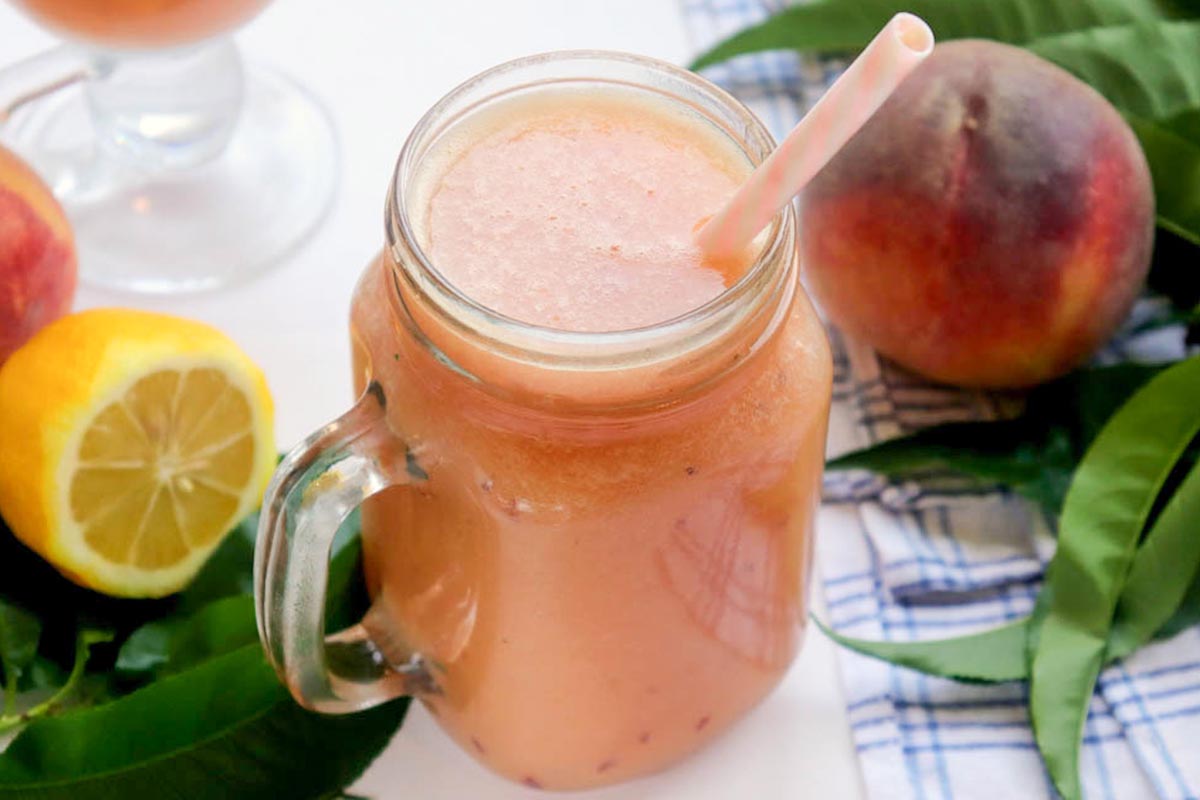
<box><xmin>11</xmin><ymin>0</ymin><xmax>273</xmax><ymax>49</ymax></box>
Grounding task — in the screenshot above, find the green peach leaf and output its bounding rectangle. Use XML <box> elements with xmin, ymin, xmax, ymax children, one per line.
<box><xmin>690</xmin><ymin>0</ymin><xmax>1184</xmax><ymax>71</ymax></box>
<box><xmin>15</xmin><ymin>657</ymin><xmax>67</xmax><ymax>694</ymax></box>
<box><xmin>115</xmin><ymin>596</ymin><xmax>255</xmax><ymax>682</ymax></box>
<box><xmin>0</xmin><ymin>645</ymin><xmax>407</xmax><ymax>800</ymax></box>
<box><xmin>0</xmin><ymin>602</ymin><xmax>40</xmax><ymax>700</ymax></box>
<box><xmin>1128</xmin><ymin>116</ymin><xmax>1200</xmax><ymax>247</ymax></box>
<box><xmin>1028</xmin><ymin>354</ymin><xmax>1200</xmax><ymax>800</ymax></box>
<box><xmin>820</xmin><ymin>361</ymin><xmax>1200</xmax><ymax>716</ymax></box>
<box><xmin>1107</xmin><ymin>460</ymin><xmax>1200</xmax><ymax>656</ymax></box>
<box><xmin>815</xmin><ymin>617</ymin><xmax>1029</xmax><ymax>683</ymax></box>
<box><xmin>1154</xmin><ymin>569</ymin><xmax>1200</xmax><ymax>640</ymax></box>
<box><xmin>1160</xmin><ymin>106</ymin><xmax>1200</xmax><ymax>139</ymax></box>
<box><xmin>1028</xmin><ymin>21</ymin><xmax>1200</xmax><ymax>121</ymax></box>
<box><xmin>819</xmin><ymin>459</ymin><xmax>1200</xmax><ymax>684</ymax></box>
<box><xmin>117</xmin><ymin>530</ymin><xmax>366</xmax><ymax>683</ymax></box>
<box><xmin>827</xmin><ymin>363</ymin><xmax>1167</xmax><ymax>515</ymax></box>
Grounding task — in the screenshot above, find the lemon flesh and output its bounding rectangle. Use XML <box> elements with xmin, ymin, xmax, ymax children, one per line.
<box><xmin>0</xmin><ymin>310</ymin><xmax>275</xmax><ymax>598</ymax></box>
<box><xmin>72</xmin><ymin>367</ymin><xmax>258</xmax><ymax>568</ymax></box>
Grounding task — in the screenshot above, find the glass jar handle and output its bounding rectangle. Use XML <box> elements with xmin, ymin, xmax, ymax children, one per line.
<box><xmin>254</xmin><ymin>383</ymin><xmax>434</xmax><ymax>713</ymax></box>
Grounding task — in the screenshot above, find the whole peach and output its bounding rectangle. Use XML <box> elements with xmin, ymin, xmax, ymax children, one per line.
<box><xmin>0</xmin><ymin>144</ymin><xmax>76</xmax><ymax>365</ymax></box>
<box><xmin>800</xmin><ymin>40</ymin><xmax>1154</xmax><ymax>388</ymax></box>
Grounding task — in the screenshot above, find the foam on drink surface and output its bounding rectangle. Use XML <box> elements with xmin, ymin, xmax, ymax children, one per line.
<box><xmin>417</xmin><ymin>87</ymin><xmax>755</xmax><ymax>333</ymax></box>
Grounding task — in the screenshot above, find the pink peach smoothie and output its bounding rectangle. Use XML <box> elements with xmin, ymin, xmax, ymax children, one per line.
<box><xmin>350</xmin><ymin>86</ymin><xmax>831</xmax><ymax>789</ymax></box>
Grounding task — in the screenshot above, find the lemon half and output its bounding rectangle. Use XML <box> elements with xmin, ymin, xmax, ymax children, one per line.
<box><xmin>0</xmin><ymin>309</ymin><xmax>275</xmax><ymax>598</ymax></box>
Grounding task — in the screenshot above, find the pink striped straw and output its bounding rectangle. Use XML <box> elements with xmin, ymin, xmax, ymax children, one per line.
<box><xmin>697</xmin><ymin>13</ymin><xmax>934</xmax><ymax>257</ymax></box>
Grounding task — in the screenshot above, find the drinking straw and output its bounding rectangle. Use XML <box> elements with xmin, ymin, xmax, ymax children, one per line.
<box><xmin>697</xmin><ymin>13</ymin><xmax>934</xmax><ymax>257</ymax></box>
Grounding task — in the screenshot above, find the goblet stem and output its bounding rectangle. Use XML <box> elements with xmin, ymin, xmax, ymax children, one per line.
<box><xmin>84</xmin><ymin>35</ymin><xmax>244</xmax><ymax>171</ymax></box>
<box><xmin>1</xmin><ymin>33</ymin><xmax>336</xmax><ymax>293</ymax></box>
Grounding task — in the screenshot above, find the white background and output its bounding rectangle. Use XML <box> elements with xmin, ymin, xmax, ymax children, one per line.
<box><xmin>0</xmin><ymin>1</ymin><xmax>864</xmax><ymax>797</ymax></box>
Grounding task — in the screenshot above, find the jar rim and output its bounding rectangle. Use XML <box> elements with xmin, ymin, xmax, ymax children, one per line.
<box><xmin>385</xmin><ymin>49</ymin><xmax>793</xmax><ymax>372</ymax></box>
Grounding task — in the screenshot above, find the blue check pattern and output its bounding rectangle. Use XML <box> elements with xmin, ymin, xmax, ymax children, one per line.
<box><xmin>680</xmin><ymin>2</ymin><xmax>1200</xmax><ymax>797</ymax></box>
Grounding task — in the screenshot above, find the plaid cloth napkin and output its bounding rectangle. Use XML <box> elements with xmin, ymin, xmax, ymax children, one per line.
<box><xmin>680</xmin><ymin>2</ymin><xmax>1200</xmax><ymax>797</ymax></box>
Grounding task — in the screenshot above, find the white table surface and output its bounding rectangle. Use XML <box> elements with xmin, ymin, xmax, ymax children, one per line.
<box><xmin>0</xmin><ymin>1</ymin><xmax>864</xmax><ymax>797</ymax></box>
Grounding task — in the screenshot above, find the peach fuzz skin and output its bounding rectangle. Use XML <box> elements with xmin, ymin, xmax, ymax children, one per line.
<box><xmin>800</xmin><ymin>40</ymin><xmax>1154</xmax><ymax>389</ymax></box>
<box><xmin>0</xmin><ymin>145</ymin><xmax>76</xmax><ymax>366</ymax></box>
